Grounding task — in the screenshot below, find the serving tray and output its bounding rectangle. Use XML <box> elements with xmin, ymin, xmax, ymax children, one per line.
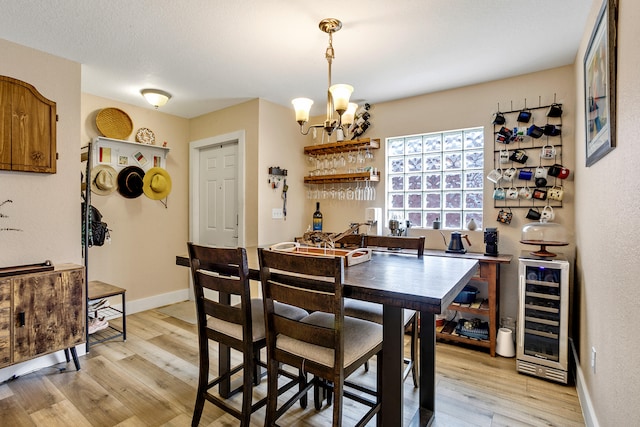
<box><xmin>269</xmin><ymin>242</ymin><xmax>372</xmax><ymax>266</ymax></box>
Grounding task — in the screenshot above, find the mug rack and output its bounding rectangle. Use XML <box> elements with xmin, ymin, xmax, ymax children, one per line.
<box><xmin>491</xmin><ymin>100</ymin><xmax>565</xmax><ymax>210</ymax></box>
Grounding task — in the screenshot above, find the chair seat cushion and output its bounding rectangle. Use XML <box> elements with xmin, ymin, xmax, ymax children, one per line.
<box><xmin>343</xmin><ymin>299</ymin><xmax>415</xmax><ymax>326</ymax></box>
<box><xmin>276</xmin><ymin>312</ymin><xmax>382</xmax><ymax>368</ymax></box>
<box><xmin>208</xmin><ymin>299</ymin><xmax>308</xmax><ymax>342</ymax></box>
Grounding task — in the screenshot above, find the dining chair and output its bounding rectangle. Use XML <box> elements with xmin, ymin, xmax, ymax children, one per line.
<box><xmin>258</xmin><ymin>248</ymin><xmax>383</xmax><ymax>427</ymax></box>
<box><xmin>334</xmin><ymin>233</ymin><xmax>365</xmax><ymax>248</ymax></box>
<box><xmin>187</xmin><ymin>243</ymin><xmax>308</xmax><ymax>427</ymax></box>
<box><xmin>343</xmin><ymin>234</ymin><xmax>425</xmax><ymax>388</ymax></box>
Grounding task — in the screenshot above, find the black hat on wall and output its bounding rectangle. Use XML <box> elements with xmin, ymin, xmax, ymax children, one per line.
<box><xmin>117</xmin><ymin>166</ymin><xmax>145</xmax><ymax>199</ymax></box>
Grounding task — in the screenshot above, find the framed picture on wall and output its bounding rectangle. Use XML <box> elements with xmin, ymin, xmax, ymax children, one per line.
<box><xmin>584</xmin><ymin>0</ymin><xmax>618</xmax><ymax>167</ymax></box>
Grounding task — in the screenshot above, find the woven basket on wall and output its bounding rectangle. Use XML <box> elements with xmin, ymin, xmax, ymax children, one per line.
<box><xmin>96</xmin><ymin>108</ymin><xmax>133</xmax><ymax>139</ymax></box>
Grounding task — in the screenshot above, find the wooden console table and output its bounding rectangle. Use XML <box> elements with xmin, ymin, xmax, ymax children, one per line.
<box><xmin>424</xmin><ymin>250</ymin><xmax>512</xmax><ymax>356</ymax></box>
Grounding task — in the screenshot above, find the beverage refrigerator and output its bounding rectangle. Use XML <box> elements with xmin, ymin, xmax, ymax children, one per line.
<box><xmin>517</xmin><ymin>253</ymin><xmax>570</xmax><ymax>384</ymax></box>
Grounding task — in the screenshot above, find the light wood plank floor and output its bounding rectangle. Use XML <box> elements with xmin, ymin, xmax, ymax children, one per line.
<box><xmin>0</xmin><ymin>306</ymin><xmax>585</xmax><ymax>426</ymax></box>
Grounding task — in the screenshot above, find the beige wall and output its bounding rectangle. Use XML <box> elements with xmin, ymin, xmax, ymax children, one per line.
<box><xmin>256</xmin><ymin>99</ymin><xmax>307</xmax><ymax>244</ymax></box>
<box><xmin>0</xmin><ymin>39</ymin><xmax>81</xmax><ymax>268</ymax></box>
<box><xmin>573</xmin><ymin>0</ymin><xmax>640</xmax><ymax>424</ymax></box>
<box><xmin>81</xmin><ymin>94</ymin><xmax>190</xmax><ymax>307</ymax></box>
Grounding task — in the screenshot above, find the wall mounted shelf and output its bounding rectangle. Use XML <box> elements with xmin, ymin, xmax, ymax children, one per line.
<box><xmin>304</xmin><ymin>171</ymin><xmax>380</xmax><ymax>184</ymax></box>
<box><xmin>304</xmin><ymin>138</ymin><xmax>380</xmax><ymax>156</ymax></box>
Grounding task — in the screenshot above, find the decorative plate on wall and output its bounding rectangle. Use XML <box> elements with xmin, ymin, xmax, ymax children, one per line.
<box><xmin>135</xmin><ymin>127</ymin><xmax>155</xmax><ymax>145</ymax></box>
<box><xmin>96</xmin><ymin>108</ymin><xmax>133</xmax><ymax>139</ymax></box>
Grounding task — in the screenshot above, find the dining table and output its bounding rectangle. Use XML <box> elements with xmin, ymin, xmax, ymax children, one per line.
<box><xmin>177</xmin><ymin>246</ymin><xmax>479</xmax><ymax>426</ymax></box>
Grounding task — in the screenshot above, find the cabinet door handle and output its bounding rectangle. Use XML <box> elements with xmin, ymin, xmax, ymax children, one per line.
<box><xmin>18</xmin><ymin>311</ymin><xmax>25</xmax><ymax>327</ymax></box>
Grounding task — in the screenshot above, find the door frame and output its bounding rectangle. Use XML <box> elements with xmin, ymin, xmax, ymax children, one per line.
<box><xmin>189</xmin><ymin>130</ymin><xmax>246</xmax><ymax>247</ymax></box>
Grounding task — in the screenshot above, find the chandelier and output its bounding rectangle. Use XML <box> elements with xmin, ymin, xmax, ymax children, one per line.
<box><xmin>292</xmin><ymin>18</ymin><xmax>358</xmax><ymax>139</ymax></box>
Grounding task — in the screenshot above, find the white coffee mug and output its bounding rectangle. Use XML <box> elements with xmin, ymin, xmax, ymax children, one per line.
<box><xmin>519</xmin><ymin>185</ymin><xmax>533</xmax><ymax>199</ymax></box>
<box><xmin>541</xmin><ymin>205</ymin><xmax>555</xmax><ymax>221</ymax></box>
<box><xmin>499</xmin><ymin>148</ymin><xmax>510</xmax><ymax>164</ymax></box>
<box><xmin>535</xmin><ymin>166</ymin><xmax>548</xmax><ymax>179</ymax></box>
<box><xmin>502</xmin><ymin>167</ymin><xmax>517</xmax><ymax>181</ymax></box>
<box><xmin>540</xmin><ymin>144</ymin><xmax>557</xmax><ymax>159</ymax></box>
<box><xmin>506</xmin><ymin>186</ymin><xmax>519</xmax><ymax>199</ymax></box>
<box><xmin>487</xmin><ymin>168</ymin><xmax>503</xmax><ymax>184</ymax></box>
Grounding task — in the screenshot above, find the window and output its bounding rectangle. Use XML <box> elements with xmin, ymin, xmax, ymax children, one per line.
<box><xmin>386</xmin><ymin>127</ymin><xmax>484</xmax><ymax>229</ymax></box>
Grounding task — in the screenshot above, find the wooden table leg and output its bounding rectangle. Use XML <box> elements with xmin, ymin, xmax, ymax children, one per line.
<box><xmin>381</xmin><ymin>305</ymin><xmax>404</xmax><ymax>426</ymax></box>
<box><xmin>416</xmin><ymin>310</ymin><xmax>436</xmax><ymax>426</ymax></box>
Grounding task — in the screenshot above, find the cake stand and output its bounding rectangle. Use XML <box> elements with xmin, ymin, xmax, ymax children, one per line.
<box><xmin>519</xmin><ymin>240</ymin><xmax>569</xmax><ymax>257</ymax></box>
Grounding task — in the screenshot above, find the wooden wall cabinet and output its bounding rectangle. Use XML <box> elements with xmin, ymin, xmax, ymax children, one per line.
<box><xmin>0</xmin><ymin>264</ymin><xmax>85</xmax><ymax>369</ymax></box>
<box><xmin>0</xmin><ymin>75</ymin><xmax>57</xmax><ymax>173</ymax></box>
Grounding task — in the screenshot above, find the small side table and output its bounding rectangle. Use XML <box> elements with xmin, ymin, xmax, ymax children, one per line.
<box><xmin>87</xmin><ymin>280</ymin><xmax>126</xmax><ymax>351</ymax></box>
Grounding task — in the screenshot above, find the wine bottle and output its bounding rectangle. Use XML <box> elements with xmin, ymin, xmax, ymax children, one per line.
<box><xmin>313</xmin><ymin>202</ymin><xmax>323</xmax><ymax>231</ymax></box>
<box><xmin>353</xmin><ymin>111</ymin><xmax>370</xmax><ymax>127</ymax></box>
<box><xmin>351</xmin><ymin>120</ymin><xmax>370</xmax><ymax>140</ymax></box>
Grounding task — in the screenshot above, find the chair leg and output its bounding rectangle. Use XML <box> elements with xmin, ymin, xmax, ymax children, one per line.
<box><xmin>411</xmin><ymin>314</ymin><xmax>419</xmax><ymax>388</ymax></box>
<box><xmin>332</xmin><ymin>380</ymin><xmax>343</xmax><ymax>427</ymax></box>
<box><xmin>192</xmin><ymin>374</ymin><xmax>207</xmax><ymax>426</ymax></box>
<box><xmin>265</xmin><ymin>358</ymin><xmax>280</xmax><ymax>426</ymax></box>
<box><xmin>240</xmin><ymin>352</ymin><xmax>254</xmax><ymax>427</ymax></box>
<box><xmin>299</xmin><ymin>370</ymin><xmax>308</xmax><ymax>409</ymax></box>
<box><xmin>192</xmin><ymin>343</ymin><xmax>209</xmax><ymax>426</ymax></box>
<box><xmin>364</xmin><ymin>360</ymin><xmax>370</xmax><ymax>372</ymax></box>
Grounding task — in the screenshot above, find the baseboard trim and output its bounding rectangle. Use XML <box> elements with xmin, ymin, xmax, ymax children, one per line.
<box><xmin>118</xmin><ymin>288</ymin><xmax>190</xmax><ymax>315</ymax></box>
<box><xmin>570</xmin><ymin>338</ymin><xmax>599</xmax><ymax>427</ymax></box>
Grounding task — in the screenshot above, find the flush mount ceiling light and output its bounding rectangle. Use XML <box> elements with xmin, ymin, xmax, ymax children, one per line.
<box><xmin>141</xmin><ymin>89</ymin><xmax>172</xmax><ymax>109</ymax></box>
<box><xmin>292</xmin><ymin>18</ymin><xmax>357</xmax><ymax>139</ymax></box>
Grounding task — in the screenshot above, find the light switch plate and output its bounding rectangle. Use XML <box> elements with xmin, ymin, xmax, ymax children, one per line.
<box><xmin>272</xmin><ymin>208</ymin><xmax>284</xmax><ymax>219</ymax></box>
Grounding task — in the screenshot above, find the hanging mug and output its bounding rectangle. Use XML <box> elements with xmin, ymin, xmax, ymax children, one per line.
<box><xmin>527</xmin><ymin>124</ymin><xmax>544</xmax><ymax>139</ymax></box>
<box><xmin>496</xmin><ymin>127</ymin><xmax>513</xmax><ymax>144</ymax></box>
<box><xmin>541</xmin><ymin>205</ymin><xmax>555</xmax><ymax>221</ymax></box>
<box><xmin>526</xmin><ymin>208</ymin><xmax>541</xmax><ymax>220</ymax></box>
<box><xmin>535</xmin><ymin>166</ymin><xmax>548</xmax><ymax>179</ymax></box>
<box><xmin>543</xmin><ymin>124</ymin><xmax>562</xmax><ymax>136</ymax></box>
<box><xmin>540</xmin><ymin>144</ymin><xmax>557</xmax><ymax>159</ymax></box>
<box><xmin>487</xmin><ymin>168</ymin><xmax>503</xmax><ymax>184</ymax></box>
<box><xmin>493</xmin><ymin>187</ymin><xmax>506</xmax><ymax>200</ymax></box>
<box><xmin>509</xmin><ymin>149</ymin><xmax>528</xmax><ymax>164</ymax></box>
<box><xmin>493</xmin><ymin>112</ymin><xmax>506</xmax><ymax>125</ymax></box>
<box><xmin>497</xmin><ymin>208</ymin><xmax>513</xmax><ymax>224</ymax></box>
<box><xmin>499</xmin><ymin>148</ymin><xmax>510</xmax><ymax>164</ymax></box>
<box><xmin>517</xmin><ymin>109</ymin><xmax>532</xmax><ymax>123</ymax></box>
<box><xmin>548</xmin><ymin>185</ymin><xmax>564</xmax><ymax>201</ymax></box>
<box><xmin>519</xmin><ymin>185</ymin><xmax>533</xmax><ymax>199</ymax></box>
<box><xmin>548</xmin><ymin>164</ymin><xmax>571</xmax><ymax>179</ymax></box>
<box><xmin>506</xmin><ymin>186</ymin><xmax>519</xmax><ymax>199</ymax></box>
<box><xmin>518</xmin><ymin>168</ymin><xmax>533</xmax><ymax>180</ymax></box>
<box><xmin>502</xmin><ymin>167</ymin><xmax>517</xmax><ymax>181</ymax></box>
<box><xmin>547</xmin><ymin>103</ymin><xmax>563</xmax><ymax>118</ymax></box>
<box><xmin>532</xmin><ymin>188</ymin><xmax>547</xmax><ymax>200</ymax></box>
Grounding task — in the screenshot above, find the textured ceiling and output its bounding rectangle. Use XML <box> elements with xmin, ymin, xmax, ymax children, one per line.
<box><xmin>0</xmin><ymin>0</ymin><xmax>592</xmax><ymax>118</ymax></box>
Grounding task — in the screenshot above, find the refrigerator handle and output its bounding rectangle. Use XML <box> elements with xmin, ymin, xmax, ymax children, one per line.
<box><xmin>518</xmin><ymin>274</ymin><xmax>525</xmax><ymax>347</ymax></box>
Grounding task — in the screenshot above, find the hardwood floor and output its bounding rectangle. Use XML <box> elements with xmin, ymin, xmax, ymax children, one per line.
<box><xmin>0</xmin><ymin>306</ymin><xmax>585</xmax><ymax>426</ymax></box>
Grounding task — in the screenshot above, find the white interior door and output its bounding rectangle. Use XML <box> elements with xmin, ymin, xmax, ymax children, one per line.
<box><xmin>198</xmin><ymin>142</ymin><xmax>238</xmax><ymax>247</ymax></box>
<box><xmin>189</xmin><ymin>131</ymin><xmax>246</xmax><ymax>300</ymax></box>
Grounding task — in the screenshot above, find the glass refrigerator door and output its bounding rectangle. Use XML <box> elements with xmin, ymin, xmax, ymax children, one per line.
<box><xmin>518</xmin><ymin>257</ymin><xmax>569</xmax><ymax>371</ymax></box>
<box><xmin>523</xmin><ymin>264</ymin><xmax>562</xmax><ymax>361</ymax></box>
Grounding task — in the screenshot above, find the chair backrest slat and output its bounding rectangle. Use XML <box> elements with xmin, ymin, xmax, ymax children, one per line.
<box><xmin>365</xmin><ymin>235</ymin><xmax>425</xmax><ymax>257</ymax></box>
